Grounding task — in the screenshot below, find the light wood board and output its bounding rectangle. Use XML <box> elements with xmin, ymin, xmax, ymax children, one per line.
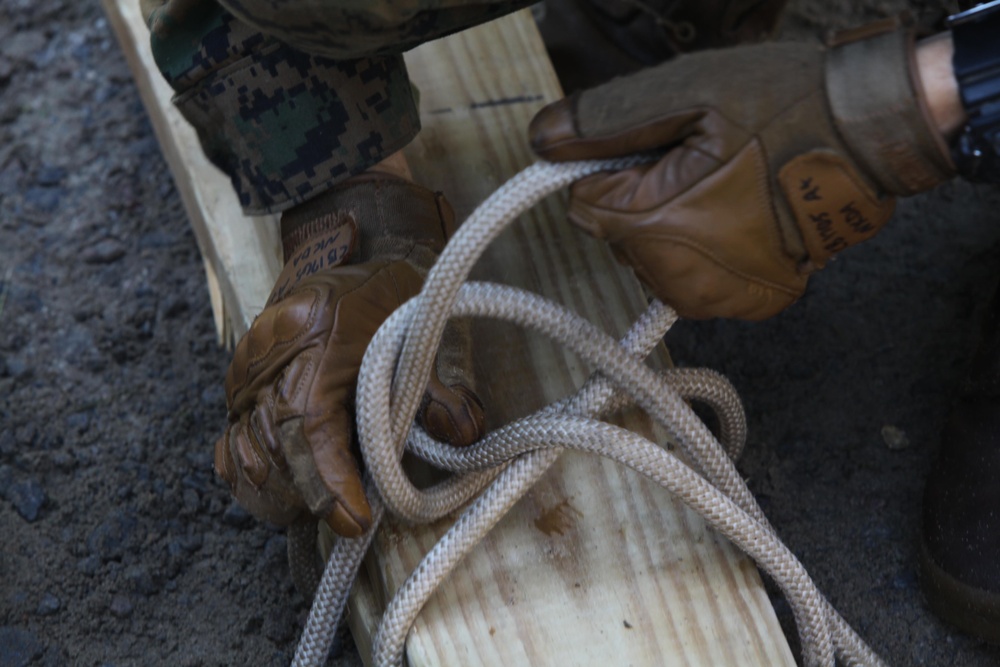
<box><xmin>103</xmin><ymin>3</ymin><xmax>795</xmax><ymax>666</ymax></box>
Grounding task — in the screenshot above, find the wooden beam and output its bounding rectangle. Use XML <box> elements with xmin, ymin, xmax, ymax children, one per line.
<box><xmin>103</xmin><ymin>3</ymin><xmax>795</xmax><ymax>666</ymax></box>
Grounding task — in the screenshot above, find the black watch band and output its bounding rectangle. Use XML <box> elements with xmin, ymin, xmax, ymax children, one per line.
<box><xmin>948</xmin><ymin>0</ymin><xmax>1000</xmax><ymax>182</ymax></box>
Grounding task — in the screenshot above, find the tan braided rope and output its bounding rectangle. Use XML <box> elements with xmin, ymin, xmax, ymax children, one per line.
<box><xmin>290</xmin><ymin>160</ymin><xmax>888</xmax><ymax>667</ymax></box>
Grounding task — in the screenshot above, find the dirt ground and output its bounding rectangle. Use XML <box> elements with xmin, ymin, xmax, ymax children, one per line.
<box><xmin>2</xmin><ymin>0</ymin><xmax>1000</xmax><ymax>666</ymax></box>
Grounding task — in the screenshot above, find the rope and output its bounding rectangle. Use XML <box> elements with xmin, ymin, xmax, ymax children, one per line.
<box><xmin>289</xmin><ymin>160</ymin><xmax>888</xmax><ymax>667</ymax></box>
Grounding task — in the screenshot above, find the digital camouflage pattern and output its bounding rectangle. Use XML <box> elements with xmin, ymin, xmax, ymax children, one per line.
<box><xmin>144</xmin><ymin>0</ymin><xmax>530</xmax><ymax>214</ymax></box>
<box><xmin>146</xmin><ymin>3</ymin><xmax>419</xmax><ymax>213</ymax></box>
<box><xmin>214</xmin><ymin>0</ymin><xmax>532</xmax><ymax>59</ymax></box>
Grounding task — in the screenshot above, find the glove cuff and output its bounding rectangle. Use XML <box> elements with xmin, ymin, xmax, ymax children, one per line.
<box><xmin>280</xmin><ymin>174</ymin><xmax>456</xmax><ymax>263</ymax></box>
<box><xmin>826</xmin><ymin>19</ymin><xmax>956</xmax><ymax>196</ymax></box>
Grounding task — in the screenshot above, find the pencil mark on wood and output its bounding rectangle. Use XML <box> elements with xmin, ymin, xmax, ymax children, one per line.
<box><xmin>470</xmin><ymin>94</ymin><xmax>544</xmax><ymax>110</ymax></box>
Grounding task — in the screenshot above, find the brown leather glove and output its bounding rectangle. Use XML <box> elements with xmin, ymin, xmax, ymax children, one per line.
<box><xmin>530</xmin><ymin>19</ymin><xmax>955</xmax><ymax>320</ymax></box>
<box><xmin>214</xmin><ymin>176</ymin><xmax>486</xmax><ymax>537</ymax></box>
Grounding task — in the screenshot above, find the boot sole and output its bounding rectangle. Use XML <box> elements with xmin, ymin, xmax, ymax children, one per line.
<box><xmin>919</xmin><ymin>539</ymin><xmax>1000</xmax><ymax>644</ymax></box>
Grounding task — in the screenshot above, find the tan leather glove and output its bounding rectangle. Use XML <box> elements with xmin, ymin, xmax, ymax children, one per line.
<box><xmin>530</xmin><ymin>19</ymin><xmax>955</xmax><ymax>320</ymax></box>
<box><xmin>214</xmin><ymin>176</ymin><xmax>485</xmax><ymax>537</ymax></box>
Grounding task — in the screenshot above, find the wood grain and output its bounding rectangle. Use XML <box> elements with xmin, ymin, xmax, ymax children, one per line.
<box><xmin>103</xmin><ymin>3</ymin><xmax>795</xmax><ymax>665</ymax></box>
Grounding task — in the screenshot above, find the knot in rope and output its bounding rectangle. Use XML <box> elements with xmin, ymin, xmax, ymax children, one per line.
<box><xmin>291</xmin><ymin>161</ymin><xmax>889</xmax><ymax>667</ymax></box>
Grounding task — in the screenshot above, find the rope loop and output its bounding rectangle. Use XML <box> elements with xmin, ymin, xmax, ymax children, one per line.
<box><xmin>291</xmin><ymin>161</ymin><xmax>889</xmax><ymax>667</ymax></box>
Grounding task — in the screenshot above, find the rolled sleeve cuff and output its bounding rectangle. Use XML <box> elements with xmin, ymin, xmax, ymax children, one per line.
<box><xmin>172</xmin><ymin>42</ymin><xmax>420</xmax><ymax>214</ymax></box>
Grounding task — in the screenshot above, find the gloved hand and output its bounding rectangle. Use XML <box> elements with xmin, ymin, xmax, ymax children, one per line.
<box><xmin>530</xmin><ymin>19</ymin><xmax>955</xmax><ymax>320</ymax></box>
<box><xmin>214</xmin><ymin>175</ymin><xmax>486</xmax><ymax>537</ymax></box>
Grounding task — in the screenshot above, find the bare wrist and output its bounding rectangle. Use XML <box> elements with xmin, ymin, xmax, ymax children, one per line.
<box><xmin>915</xmin><ymin>32</ymin><xmax>967</xmax><ymax>140</ymax></box>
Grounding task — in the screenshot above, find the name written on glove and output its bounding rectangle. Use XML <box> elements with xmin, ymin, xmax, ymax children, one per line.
<box><xmin>270</xmin><ymin>217</ymin><xmax>358</xmax><ymax>304</ymax></box>
<box><xmin>779</xmin><ymin>150</ymin><xmax>896</xmax><ymax>271</ymax></box>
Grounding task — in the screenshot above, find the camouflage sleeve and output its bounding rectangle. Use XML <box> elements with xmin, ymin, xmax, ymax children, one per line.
<box><xmin>145</xmin><ymin>0</ymin><xmax>532</xmax><ymax>215</ymax></box>
<box><xmin>214</xmin><ymin>0</ymin><xmax>536</xmax><ymax>60</ymax></box>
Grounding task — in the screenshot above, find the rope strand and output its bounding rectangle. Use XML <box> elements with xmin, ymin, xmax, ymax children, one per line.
<box><xmin>290</xmin><ymin>160</ymin><xmax>888</xmax><ymax>667</ymax></box>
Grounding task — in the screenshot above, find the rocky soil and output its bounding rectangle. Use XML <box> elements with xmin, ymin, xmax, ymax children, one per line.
<box><xmin>1</xmin><ymin>0</ymin><xmax>999</xmax><ymax>666</ymax></box>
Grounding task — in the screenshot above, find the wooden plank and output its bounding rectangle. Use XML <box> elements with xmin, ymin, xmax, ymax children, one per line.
<box><xmin>103</xmin><ymin>3</ymin><xmax>796</xmax><ymax>666</ymax></box>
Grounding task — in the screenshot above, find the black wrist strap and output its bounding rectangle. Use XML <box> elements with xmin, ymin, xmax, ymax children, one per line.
<box><xmin>949</xmin><ymin>0</ymin><xmax>1000</xmax><ymax>182</ymax></box>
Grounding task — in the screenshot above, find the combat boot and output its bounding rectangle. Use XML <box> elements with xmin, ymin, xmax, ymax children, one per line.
<box><xmin>920</xmin><ymin>286</ymin><xmax>1000</xmax><ymax>643</ymax></box>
